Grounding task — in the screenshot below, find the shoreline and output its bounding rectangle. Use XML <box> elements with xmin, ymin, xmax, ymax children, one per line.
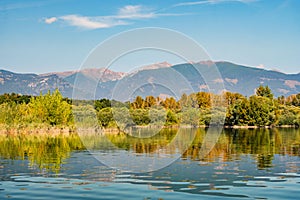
<box><xmin>0</xmin><ymin>126</ymin><xmax>75</xmax><ymax>137</ymax></box>
<box><xmin>0</xmin><ymin>124</ymin><xmax>298</xmax><ymax>136</ymax></box>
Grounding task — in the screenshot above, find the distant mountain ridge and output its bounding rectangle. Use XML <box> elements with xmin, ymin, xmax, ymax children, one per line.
<box><xmin>0</xmin><ymin>69</ymin><xmax>74</xmax><ymax>97</ymax></box>
<box><xmin>41</xmin><ymin>68</ymin><xmax>125</xmax><ymax>81</ymax></box>
<box><xmin>0</xmin><ymin>61</ymin><xmax>299</xmax><ymax>98</ymax></box>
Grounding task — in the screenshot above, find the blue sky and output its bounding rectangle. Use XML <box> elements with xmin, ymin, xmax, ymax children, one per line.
<box><xmin>0</xmin><ymin>0</ymin><xmax>299</xmax><ymax>74</ymax></box>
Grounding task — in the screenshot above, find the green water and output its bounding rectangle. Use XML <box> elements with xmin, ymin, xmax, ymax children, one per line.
<box><xmin>0</xmin><ymin>128</ymin><xmax>299</xmax><ymax>199</ymax></box>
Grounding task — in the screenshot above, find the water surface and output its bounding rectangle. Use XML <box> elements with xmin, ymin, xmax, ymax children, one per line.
<box><xmin>0</xmin><ymin>128</ymin><xmax>299</xmax><ymax>199</ymax></box>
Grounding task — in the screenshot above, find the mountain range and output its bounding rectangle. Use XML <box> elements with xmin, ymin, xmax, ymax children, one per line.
<box><xmin>1</xmin><ymin>61</ymin><xmax>299</xmax><ymax>99</ymax></box>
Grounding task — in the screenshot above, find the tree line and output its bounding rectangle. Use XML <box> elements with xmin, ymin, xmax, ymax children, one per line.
<box><xmin>95</xmin><ymin>85</ymin><xmax>300</xmax><ymax>128</ymax></box>
<box><xmin>0</xmin><ymin>86</ymin><xmax>299</xmax><ymax>129</ymax></box>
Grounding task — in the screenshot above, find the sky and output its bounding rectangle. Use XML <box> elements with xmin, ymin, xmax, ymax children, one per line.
<box><xmin>0</xmin><ymin>0</ymin><xmax>299</xmax><ymax>74</ymax></box>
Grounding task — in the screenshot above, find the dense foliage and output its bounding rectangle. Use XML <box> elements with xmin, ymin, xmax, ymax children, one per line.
<box><xmin>95</xmin><ymin>85</ymin><xmax>300</xmax><ymax>128</ymax></box>
<box><xmin>0</xmin><ymin>89</ymin><xmax>73</xmax><ymax>128</ymax></box>
<box><xmin>0</xmin><ymin>86</ymin><xmax>299</xmax><ymax>129</ymax></box>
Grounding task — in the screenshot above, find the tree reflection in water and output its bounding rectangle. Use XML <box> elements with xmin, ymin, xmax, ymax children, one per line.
<box><xmin>0</xmin><ymin>128</ymin><xmax>299</xmax><ymax>172</ymax></box>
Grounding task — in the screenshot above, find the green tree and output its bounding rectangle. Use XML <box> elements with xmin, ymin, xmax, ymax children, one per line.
<box><xmin>256</xmin><ymin>85</ymin><xmax>274</xmax><ymax>99</ymax></box>
<box><xmin>249</xmin><ymin>95</ymin><xmax>277</xmax><ymax>126</ymax></box>
<box><xmin>187</xmin><ymin>93</ymin><xmax>199</xmax><ymax>108</ymax></box>
<box><xmin>0</xmin><ymin>93</ymin><xmax>30</xmax><ymax>105</ymax></box>
<box><xmin>130</xmin><ymin>109</ymin><xmax>150</xmax><ymax>125</ymax></box>
<box><xmin>196</xmin><ymin>92</ymin><xmax>211</xmax><ymax>108</ymax></box>
<box><xmin>277</xmin><ymin>95</ymin><xmax>285</xmax><ymax>105</ymax></box>
<box><xmin>29</xmin><ymin>89</ymin><xmax>73</xmax><ymax>126</ymax></box>
<box><xmin>165</xmin><ymin>110</ymin><xmax>179</xmax><ymax>125</ymax></box>
<box><xmin>97</xmin><ymin>107</ymin><xmax>113</xmax><ymax>128</ymax></box>
<box><xmin>113</xmin><ymin>107</ymin><xmax>133</xmax><ymax>130</ymax></box>
<box><xmin>149</xmin><ymin>108</ymin><xmax>166</xmax><ymax>126</ymax></box>
<box><xmin>180</xmin><ymin>107</ymin><xmax>200</xmax><ymax>127</ymax></box>
<box><xmin>179</xmin><ymin>93</ymin><xmax>189</xmax><ymax>108</ymax></box>
<box><xmin>278</xmin><ymin>105</ymin><xmax>300</xmax><ymax>126</ymax></box>
<box><xmin>226</xmin><ymin>98</ymin><xmax>251</xmax><ymax>126</ymax></box>
<box><xmin>94</xmin><ymin>99</ymin><xmax>111</xmax><ymax>111</ymax></box>
<box><xmin>224</xmin><ymin>91</ymin><xmax>244</xmax><ymax>107</ymax></box>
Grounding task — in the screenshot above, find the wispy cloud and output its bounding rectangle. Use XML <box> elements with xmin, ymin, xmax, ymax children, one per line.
<box><xmin>44</xmin><ymin>5</ymin><xmax>180</xmax><ymax>30</ymax></box>
<box><xmin>174</xmin><ymin>0</ymin><xmax>258</xmax><ymax>7</ymax></box>
<box><xmin>60</xmin><ymin>15</ymin><xmax>128</xmax><ymax>29</ymax></box>
<box><xmin>44</xmin><ymin>17</ymin><xmax>57</xmax><ymax>24</ymax></box>
<box><xmin>117</xmin><ymin>5</ymin><xmax>155</xmax><ymax>19</ymax></box>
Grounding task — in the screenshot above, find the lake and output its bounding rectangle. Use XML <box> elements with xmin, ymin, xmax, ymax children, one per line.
<box><xmin>0</xmin><ymin>128</ymin><xmax>299</xmax><ymax>199</ymax></box>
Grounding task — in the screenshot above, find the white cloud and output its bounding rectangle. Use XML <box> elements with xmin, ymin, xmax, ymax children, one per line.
<box><xmin>44</xmin><ymin>5</ymin><xmax>183</xmax><ymax>30</ymax></box>
<box><xmin>60</xmin><ymin>15</ymin><xmax>111</xmax><ymax>29</ymax></box>
<box><xmin>117</xmin><ymin>5</ymin><xmax>155</xmax><ymax>19</ymax></box>
<box><xmin>43</xmin><ymin>14</ymin><xmax>129</xmax><ymax>30</ymax></box>
<box><xmin>44</xmin><ymin>17</ymin><xmax>57</xmax><ymax>24</ymax></box>
<box><xmin>174</xmin><ymin>0</ymin><xmax>258</xmax><ymax>7</ymax></box>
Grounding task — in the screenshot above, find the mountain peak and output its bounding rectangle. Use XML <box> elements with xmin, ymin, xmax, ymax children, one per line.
<box><xmin>198</xmin><ymin>60</ymin><xmax>215</xmax><ymax>66</ymax></box>
<box><xmin>139</xmin><ymin>62</ymin><xmax>172</xmax><ymax>71</ymax></box>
